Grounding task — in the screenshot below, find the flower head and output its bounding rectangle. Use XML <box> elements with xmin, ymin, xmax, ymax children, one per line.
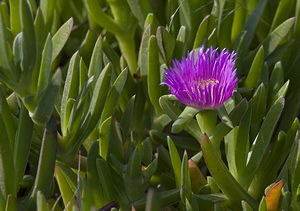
<box><xmin>162</xmin><ymin>46</ymin><xmax>238</xmax><ymax>109</ymax></box>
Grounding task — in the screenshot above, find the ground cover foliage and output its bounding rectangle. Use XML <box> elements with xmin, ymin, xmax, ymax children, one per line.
<box><xmin>0</xmin><ymin>0</ymin><xmax>300</xmax><ymax>210</ymax></box>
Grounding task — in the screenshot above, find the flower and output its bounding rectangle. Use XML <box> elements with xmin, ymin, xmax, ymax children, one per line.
<box><xmin>162</xmin><ymin>46</ymin><xmax>238</xmax><ymax>109</ymax></box>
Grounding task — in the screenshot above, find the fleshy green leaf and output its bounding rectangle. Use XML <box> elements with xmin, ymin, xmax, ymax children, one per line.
<box><xmin>173</xmin><ymin>25</ymin><xmax>188</xmax><ymax>59</ymax></box>
<box><xmin>242</xmin><ymin>200</ymin><xmax>254</xmax><ymax>211</ymax></box>
<box><xmin>244</xmin><ymin>46</ymin><xmax>264</xmax><ymax>88</ymax></box>
<box><xmin>231</xmin><ymin>0</ymin><xmax>246</xmax><ymax>42</ymax></box>
<box><xmin>181</xmin><ymin>152</ymin><xmax>192</xmax><ymax>201</ymax></box>
<box><xmin>193</xmin><ymin>15</ymin><xmax>210</xmax><ymax>49</ymax></box>
<box><xmin>88</xmin><ymin>35</ymin><xmax>103</xmax><ymax>78</ymax></box>
<box><xmin>37</xmin><ymin>33</ymin><xmax>52</xmax><ymax>91</ymax></box>
<box><xmin>240</xmin><ymin>97</ymin><xmax>284</xmax><ymax>186</ymax></box>
<box><xmin>100</xmin><ymin>68</ymin><xmax>128</xmax><ymax>123</ymax></box>
<box><xmin>61</xmin><ymin>52</ymin><xmax>80</xmax><ymax>135</ymax></box>
<box><xmin>200</xmin><ymin>134</ymin><xmax>258</xmax><ymax>210</ymax></box>
<box><xmin>235</xmin><ymin>103</ymin><xmax>251</xmax><ymax>175</ymax></box>
<box><xmin>0</xmin><ymin>111</ymin><xmax>16</xmax><ymax>200</ymax></box>
<box><xmin>159</xmin><ymin>95</ymin><xmax>202</xmax><ymax>140</ymax></box>
<box><xmin>138</xmin><ymin>24</ymin><xmax>151</xmax><ymax>77</ymax></box>
<box><xmin>13</xmin><ymin>104</ymin><xmax>33</xmax><ymax>188</ymax></box>
<box><xmin>52</xmin><ymin>18</ymin><xmax>73</xmax><ymax>63</ymax></box>
<box><xmin>210</xmin><ymin>99</ymin><xmax>248</xmax><ymax>145</ymax></box>
<box><xmin>267</xmin><ymin>61</ymin><xmax>284</xmax><ymax>108</ymax></box>
<box><xmin>40</xmin><ymin>0</ymin><xmax>55</xmax><ymax>27</ymax></box>
<box><xmin>142</xmin><ymin>137</ymin><xmax>152</xmax><ymax>165</ymax></box>
<box><xmin>0</xmin><ymin>9</ymin><xmax>13</xmax><ymax>74</ymax></box>
<box><xmin>31</xmin><ymin>116</ymin><xmax>57</xmax><ymax>197</ymax></box>
<box><xmin>262</xmin><ymin>17</ymin><xmax>295</xmax><ymax>57</ymax></box>
<box><xmin>96</xmin><ymin>158</ymin><xmax>115</xmax><ymax>202</ymax></box>
<box><xmin>31</xmin><ymin>69</ymin><xmax>61</xmax><ymax>126</ymax></box>
<box><xmin>87</xmin><ymin>63</ymin><xmax>112</xmax><ymax>128</ymax></box>
<box><xmin>172</xmin><ymin>106</ymin><xmax>199</xmax><ymax>133</ymax></box>
<box><xmin>5</xmin><ymin>195</ymin><xmax>17</xmax><ymax>211</ymax></box>
<box><xmin>107</xmin><ymin>117</ymin><xmax>124</xmax><ymax>162</ymax></box>
<box><xmin>189</xmin><ymin>159</ymin><xmax>207</xmax><ymax>193</ymax></box>
<box><xmin>251</xmin><ymin>83</ymin><xmax>266</xmax><ymax>125</ymax></box>
<box><xmin>258</xmin><ymin>197</ymin><xmax>267</xmax><ymax>211</ymax></box>
<box><xmin>20</xmin><ymin>0</ymin><xmax>36</xmax><ymax>73</ymax></box>
<box><xmin>148</xmin><ymin>35</ymin><xmax>163</xmax><ymax>114</ymax></box>
<box><xmin>156</xmin><ymin>26</ymin><xmax>175</xmax><ymax>64</ymax></box>
<box><xmin>36</xmin><ymin>191</ymin><xmax>49</xmax><ymax>211</ymax></box>
<box><xmin>167</xmin><ymin>136</ymin><xmax>182</xmax><ymax>188</ymax></box>
<box><xmin>150</xmin><ymin>130</ymin><xmax>200</xmax><ymax>152</ymax></box>
<box><xmin>55</xmin><ymin>164</ymin><xmax>77</xmax><ymax>211</ymax></box>
<box><xmin>244</xmin><ymin>0</ymin><xmax>267</xmax><ymax>50</ymax></box>
<box><xmin>125</xmin><ymin>146</ymin><xmax>145</xmax><ymax>201</ymax></box>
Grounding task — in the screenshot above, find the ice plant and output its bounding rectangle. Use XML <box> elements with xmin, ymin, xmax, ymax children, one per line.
<box><xmin>162</xmin><ymin>47</ymin><xmax>238</xmax><ymax>109</ymax></box>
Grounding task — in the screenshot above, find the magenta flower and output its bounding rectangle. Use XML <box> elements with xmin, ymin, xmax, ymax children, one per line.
<box><xmin>162</xmin><ymin>46</ymin><xmax>238</xmax><ymax>109</ymax></box>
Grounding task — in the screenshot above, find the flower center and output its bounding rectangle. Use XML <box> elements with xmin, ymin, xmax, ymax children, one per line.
<box><xmin>197</xmin><ymin>79</ymin><xmax>219</xmax><ymax>89</ymax></box>
<box><xmin>188</xmin><ymin>79</ymin><xmax>220</xmax><ymax>101</ymax></box>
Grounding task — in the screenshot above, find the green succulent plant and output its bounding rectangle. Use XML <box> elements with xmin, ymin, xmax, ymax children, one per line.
<box><xmin>0</xmin><ymin>0</ymin><xmax>300</xmax><ymax>211</ymax></box>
